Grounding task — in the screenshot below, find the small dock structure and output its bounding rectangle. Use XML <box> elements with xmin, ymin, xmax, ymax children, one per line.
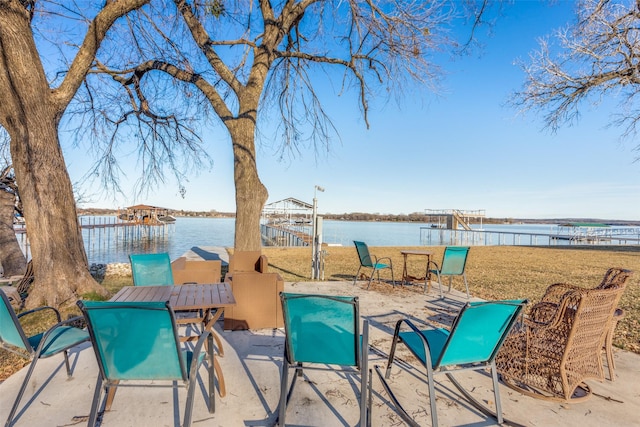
<box><xmin>424</xmin><ymin>209</ymin><xmax>486</xmax><ymax>230</ymax></box>
<box><xmin>260</xmin><ymin>198</ymin><xmax>313</xmax><ymax>246</ymax></box>
<box><xmin>115</xmin><ymin>204</ymin><xmax>176</xmax><ymax>225</ymax></box>
<box><xmin>80</xmin><ymin>205</ymin><xmax>176</xmax><ymax>258</ymax></box>
<box><xmin>14</xmin><ymin>206</ymin><xmax>177</xmax><ymax>261</ymax></box>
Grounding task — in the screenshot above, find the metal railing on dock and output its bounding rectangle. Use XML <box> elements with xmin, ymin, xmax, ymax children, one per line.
<box><xmin>80</xmin><ymin>216</ymin><xmax>174</xmax><ymax>259</ymax></box>
<box><xmin>261</xmin><ymin>223</ymin><xmax>311</xmax><ymax>247</ymax></box>
<box><xmin>14</xmin><ymin>216</ymin><xmax>176</xmax><ymax>262</ymax></box>
<box><xmin>419</xmin><ymin>227</ymin><xmax>640</xmax><ymax>246</ymax></box>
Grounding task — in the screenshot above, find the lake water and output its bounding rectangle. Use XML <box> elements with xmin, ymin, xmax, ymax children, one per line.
<box><xmin>74</xmin><ymin>217</ymin><xmax>639</xmax><ymax>265</ymax></box>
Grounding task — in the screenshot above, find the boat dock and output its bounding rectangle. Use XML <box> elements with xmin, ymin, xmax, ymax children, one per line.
<box><xmin>14</xmin><ymin>214</ymin><xmax>176</xmax><ymax>262</ymax></box>
<box><xmin>420</xmin><ymin>226</ymin><xmax>640</xmax><ymax>246</ymax></box>
<box><xmin>260</xmin><ymin>197</ymin><xmax>315</xmax><ymax>247</ymax></box>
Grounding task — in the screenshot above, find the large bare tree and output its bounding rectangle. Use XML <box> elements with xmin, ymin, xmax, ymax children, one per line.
<box><xmin>512</xmin><ymin>0</ymin><xmax>640</xmax><ymax>154</ymax></box>
<box><xmin>0</xmin><ymin>0</ymin><xmax>150</xmax><ymax>307</ymax></box>
<box><xmin>85</xmin><ymin>0</ymin><xmax>492</xmax><ymax>251</ymax></box>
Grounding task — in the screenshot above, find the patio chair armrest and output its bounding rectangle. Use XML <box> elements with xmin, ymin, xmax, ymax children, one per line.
<box><xmin>525</xmin><ymin>290</ymin><xmax>581</xmax><ymax>331</ymax></box>
<box><xmin>394</xmin><ymin>317</ymin><xmax>443</xmax><ymax>337</ymax></box>
<box><xmin>17</xmin><ymin>305</ymin><xmax>62</xmax><ymax>322</ymax></box>
<box><xmin>54</xmin><ymin>315</ymin><xmax>87</xmax><ymax>329</ymax></box>
<box><xmin>427</xmin><ymin>260</ymin><xmax>440</xmax><ymax>272</ymax></box>
<box><xmin>391</xmin><ymin>318</ymin><xmax>437</xmax><ymax>364</ymax></box>
<box><xmin>395</xmin><ymin>318</ymin><xmax>426</xmax><ymax>334</ymax></box>
<box><xmin>523</xmin><ymin>316</ymin><xmax>551</xmax><ymax>329</ymax></box>
<box><xmin>539</xmin><ymin>283</ymin><xmax>582</xmax><ymax>304</ymax></box>
<box><xmin>376</xmin><ymin>256</ymin><xmax>393</xmax><ymax>266</ymax></box>
<box><xmin>33</xmin><ymin>315</ymin><xmax>89</xmax><ymax>354</ymax></box>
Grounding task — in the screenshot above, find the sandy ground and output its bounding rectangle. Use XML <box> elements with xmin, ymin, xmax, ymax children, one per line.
<box><xmin>1</xmin><ymin>280</ymin><xmax>639</xmax><ymax>427</ymax></box>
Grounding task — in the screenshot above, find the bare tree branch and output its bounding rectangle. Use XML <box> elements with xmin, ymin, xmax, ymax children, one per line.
<box><xmin>512</xmin><ymin>0</ymin><xmax>640</xmax><ymax>154</ymax></box>
<box><xmin>52</xmin><ymin>0</ymin><xmax>150</xmax><ymax>110</ymax></box>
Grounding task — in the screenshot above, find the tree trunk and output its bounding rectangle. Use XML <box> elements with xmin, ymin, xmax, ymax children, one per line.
<box><xmin>0</xmin><ymin>188</ymin><xmax>26</xmax><ymax>276</ymax></box>
<box><xmin>228</xmin><ymin>120</ymin><xmax>268</xmax><ymax>251</ymax></box>
<box><xmin>0</xmin><ymin>4</ymin><xmax>107</xmax><ymax>308</ymax></box>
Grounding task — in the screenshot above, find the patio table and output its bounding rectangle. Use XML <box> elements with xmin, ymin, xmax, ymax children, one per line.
<box><xmin>107</xmin><ymin>283</ymin><xmax>236</xmax><ymax>407</ymax></box>
<box><xmin>400</xmin><ymin>250</ymin><xmax>433</xmax><ymax>291</ymax></box>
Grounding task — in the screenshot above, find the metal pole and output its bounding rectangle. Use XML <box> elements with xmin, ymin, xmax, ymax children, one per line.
<box><xmin>312</xmin><ymin>195</ymin><xmax>317</xmax><ymax>278</ymax></box>
<box><xmin>311</xmin><ymin>185</ymin><xmax>324</xmax><ymax>280</ymax></box>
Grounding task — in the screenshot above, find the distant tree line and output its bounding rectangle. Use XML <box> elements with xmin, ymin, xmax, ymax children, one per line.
<box><xmin>321</xmin><ymin>212</ymin><xmax>512</xmax><ymax>224</ymax></box>
<box><xmin>77</xmin><ymin>208</ymin><xmax>235</xmax><ymax>218</ymax></box>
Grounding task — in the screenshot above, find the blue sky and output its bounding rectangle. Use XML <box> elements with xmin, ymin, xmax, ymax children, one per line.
<box><xmin>67</xmin><ymin>1</ymin><xmax>640</xmax><ymax>221</ymax></box>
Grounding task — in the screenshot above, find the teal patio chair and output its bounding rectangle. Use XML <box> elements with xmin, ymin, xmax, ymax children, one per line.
<box><xmin>77</xmin><ymin>300</ymin><xmax>214</xmax><ymax>427</ymax></box>
<box><xmin>1</xmin><ymin>290</ymin><xmax>89</xmax><ymax>427</ymax></box>
<box><xmin>277</xmin><ymin>293</ymin><xmax>371</xmax><ymax>426</ymax></box>
<box><xmin>353</xmin><ymin>241</ymin><xmax>395</xmax><ymax>289</ymax></box>
<box><xmin>129</xmin><ymin>252</ymin><xmax>174</xmax><ymax>286</ymax></box>
<box><xmin>378</xmin><ymin>299</ymin><xmax>527</xmax><ymax>427</ymax></box>
<box><xmin>428</xmin><ymin>246</ymin><xmax>470</xmax><ymax>298</ymax></box>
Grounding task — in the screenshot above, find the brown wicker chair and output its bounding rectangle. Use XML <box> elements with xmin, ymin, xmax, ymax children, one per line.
<box><xmin>526</xmin><ymin>268</ymin><xmax>633</xmax><ymax>382</ymax></box>
<box><xmin>496</xmin><ymin>283</ymin><xmax>625</xmax><ymax>403</ymax></box>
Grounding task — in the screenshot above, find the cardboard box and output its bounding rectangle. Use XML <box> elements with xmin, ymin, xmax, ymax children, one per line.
<box><xmin>223</xmin><ymin>251</ymin><xmax>283</xmax><ymax>330</ymax></box>
<box><xmin>228</xmin><ymin>251</ymin><xmax>267</xmax><ymax>273</ymax></box>
<box><xmin>171</xmin><ymin>257</ymin><xmax>222</xmax><ymax>284</ymax></box>
<box><xmin>223</xmin><ymin>272</ymin><xmax>284</xmax><ymax>330</ymax></box>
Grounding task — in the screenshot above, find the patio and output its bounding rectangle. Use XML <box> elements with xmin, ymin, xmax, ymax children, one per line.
<box><xmin>1</xmin><ymin>280</ymin><xmax>639</xmax><ymax>426</ymax></box>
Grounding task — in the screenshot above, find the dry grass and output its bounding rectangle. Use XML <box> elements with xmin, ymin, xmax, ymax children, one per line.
<box><xmin>262</xmin><ymin>245</ymin><xmax>640</xmax><ymax>353</ymax></box>
<box><xmin>2</xmin><ymin>245</ymin><xmax>638</xmax><ymax>383</ymax></box>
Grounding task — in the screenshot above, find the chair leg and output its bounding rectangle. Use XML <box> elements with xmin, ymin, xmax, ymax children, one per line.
<box><xmin>605</xmin><ymin>345</ymin><xmax>616</xmax><ymax>381</ymax></box>
<box><xmin>5</xmin><ymin>356</ymin><xmax>39</xmax><ymax>426</ymax></box>
<box><xmin>436</xmin><ymin>272</ymin><xmax>444</xmax><ymax>299</ymax></box>
<box><xmin>379</xmin><ymin>321</ymin><xmax>425</xmax><ymax>427</ymax></box>
<box><xmin>367</xmin><ymin>268</ymin><xmax>375</xmax><ymax>289</ymax></box>
<box><xmin>276</xmin><ymin>359</ymin><xmax>290</xmax><ymax>427</ymax></box>
<box><xmin>463</xmin><ymin>274</ymin><xmax>470</xmax><ymax>299</ymax></box>
<box><xmin>423</xmin><ymin>265</ymin><xmax>430</xmax><ymax>293</ymax></box>
<box><xmin>87</xmin><ymin>375</ymin><xmax>104</xmax><ymax>427</ymax></box>
<box><xmin>183</xmin><ymin>371</ymin><xmax>200</xmax><ymax>427</ymax></box>
<box><xmin>62</xmin><ymin>349</ymin><xmax>73</xmax><ymax>376</ymax></box>
<box><xmin>390</xmin><ymin>266</ymin><xmax>395</xmax><ymax>287</ymax></box>
<box><xmin>208</xmin><ymin>334</ymin><xmax>216</xmax><ymax>412</ymax></box>
<box><xmin>427</xmin><ymin>367</ymin><xmax>438</xmax><ymax>427</ymax></box>
<box><xmin>447</xmin><ymin>368</ymin><xmax>509</xmax><ymax>425</ymax></box>
<box><xmin>367</xmin><ymin>368</ymin><xmax>372</xmax><ymax>427</ymax></box>
<box><xmin>354</xmin><ymin>266</ymin><xmax>363</xmax><ymax>285</ymax></box>
<box><xmin>490</xmin><ymin>361</ymin><xmax>503</xmax><ymax>424</ymax></box>
<box><xmin>605</xmin><ymin>310</ymin><xmax>623</xmax><ymax>381</ymax></box>
<box><xmin>385</xmin><ymin>322</ymin><xmax>402</xmax><ymax>379</ymax></box>
<box><xmin>360</xmin><ymin>321</ymin><xmax>369</xmax><ymax>426</ymax></box>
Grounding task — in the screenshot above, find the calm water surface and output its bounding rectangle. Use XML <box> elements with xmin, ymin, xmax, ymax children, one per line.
<box><xmin>78</xmin><ymin>217</ymin><xmax>567</xmax><ymax>264</ymax></box>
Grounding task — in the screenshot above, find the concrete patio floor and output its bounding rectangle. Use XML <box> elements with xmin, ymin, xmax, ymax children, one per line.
<box><xmin>1</xmin><ymin>280</ymin><xmax>639</xmax><ymax>426</ymax></box>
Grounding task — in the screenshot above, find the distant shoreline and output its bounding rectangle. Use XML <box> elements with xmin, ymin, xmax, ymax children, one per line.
<box><xmin>76</xmin><ymin>209</ymin><xmax>640</xmax><ymax>226</ymax></box>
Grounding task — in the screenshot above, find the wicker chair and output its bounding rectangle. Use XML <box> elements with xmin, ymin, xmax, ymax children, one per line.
<box><xmin>526</xmin><ymin>268</ymin><xmax>633</xmax><ymax>382</ymax></box>
<box><xmin>496</xmin><ymin>283</ymin><xmax>625</xmax><ymax>403</ymax></box>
